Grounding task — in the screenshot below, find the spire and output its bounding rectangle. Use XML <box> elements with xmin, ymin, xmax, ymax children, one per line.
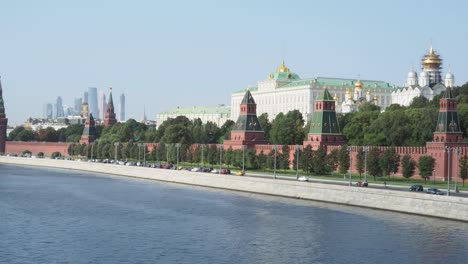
<box><xmin>0</xmin><ymin>76</ymin><xmax>8</xmax><ymax>154</ymax></box>
<box><xmin>0</xmin><ymin>76</ymin><xmax>5</xmax><ymax>114</ymax></box>
<box><xmin>107</xmin><ymin>87</ymin><xmax>114</xmax><ymax>109</ymax></box>
<box><xmin>103</xmin><ymin>87</ymin><xmax>117</xmax><ymax>126</ymax></box>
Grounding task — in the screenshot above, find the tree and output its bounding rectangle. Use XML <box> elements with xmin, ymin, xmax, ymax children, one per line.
<box><xmin>278</xmin><ymin>145</ymin><xmax>290</xmax><ymax>170</ymax></box>
<box><xmin>270</xmin><ymin>110</ymin><xmax>305</xmax><ymax>145</ymax></box>
<box><xmin>355</xmin><ymin>148</ymin><xmax>365</xmax><ymax>179</ymax></box>
<box><xmin>256</xmin><ymin>150</ymin><xmax>267</xmax><ymax>172</ymax></box>
<box><xmin>258</xmin><ymin>113</ymin><xmax>272</xmax><ymax>141</ymax></box>
<box><xmin>380</xmin><ymin>147</ymin><xmax>398</xmax><ymax>177</ymax></box>
<box><xmin>367</xmin><ymin>148</ymin><xmax>382</xmax><ymax>180</ymax></box>
<box><xmin>459</xmin><ymin>155</ymin><xmax>468</xmax><ymax>187</ymax></box>
<box><xmin>418</xmin><ymin>155</ymin><xmax>435</xmax><ymax>184</ymax></box>
<box><xmin>338</xmin><ymin>145</ymin><xmax>350</xmax><ymax>174</ymax></box>
<box><xmin>326</xmin><ymin>149</ymin><xmax>339</xmax><ymax>172</ymax></box>
<box><xmin>312</xmin><ymin>147</ymin><xmax>328</xmax><ymax>175</ymax></box>
<box><xmin>301</xmin><ymin>145</ymin><xmax>313</xmax><ymax>175</ymax></box>
<box><xmin>401</xmin><ymin>154</ymin><xmax>416</xmax><ymax>179</ymax></box>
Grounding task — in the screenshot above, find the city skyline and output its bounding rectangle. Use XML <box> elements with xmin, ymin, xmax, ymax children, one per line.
<box><xmin>1</xmin><ymin>0</ymin><xmax>468</xmax><ymax>125</ymax></box>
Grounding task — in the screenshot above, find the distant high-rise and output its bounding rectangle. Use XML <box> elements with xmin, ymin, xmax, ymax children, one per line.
<box><xmin>43</xmin><ymin>103</ymin><xmax>53</xmax><ymax>119</ymax></box>
<box><xmin>83</xmin><ymin>91</ymin><xmax>89</xmax><ymax>103</ymax></box>
<box><xmin>55</xmin><ymin>96</ymin><xmax>65</xmax><ymax>118</ymax></box>
<box><xmin>119</xmin><ymin>93</ymin><xmax>125</xmax><ymax>122</ymax></box>
<box><xmin>87</xmin><ymin>87</ymin><xmax>99</xmax><ymax>118</ymax></box>
<box><xmin>74</xmin><ymin>98</ymin><xmax>82</xmax><ymax>115</ymax></box>
<box><xmin>98</xmin><ymin>91</ymin><xmax>107</xmax><ymax>120</ymax></box>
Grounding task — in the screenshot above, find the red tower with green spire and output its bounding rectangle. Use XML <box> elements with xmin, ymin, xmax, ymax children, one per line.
<box><xmin>304</xmin><ymin>88</ymin><xmax>344</xmax><ymax>150</ymax></box>
<box><xmin>80</xmin><ymin>113</ymin><xmax>97</xmax><ymax>144</ymax></box>
<box><xmin>224</xmin><ymin>90</ymin><xmax>268</xmax><ymax>149</ymax></box>
<box><xmin>104</xmin><ymin>87</ymin><xmax>117</xmax><ymax>126</ymax></box>
<box><xmin>433</xmin><ymin>87</ymin><xmax>463</xmax><ymax>142</ymax></box>
<box><xmin>0</xmin><ymin>76</ymin><xmax>8</xmax><ymax>154</ymax></box>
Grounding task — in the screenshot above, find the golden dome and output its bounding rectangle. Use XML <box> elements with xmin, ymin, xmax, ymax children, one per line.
<box><xmin>373</xmin><ymin>95</ymin><xmax>378</xmax><ymax>101</ymax></box>
<box><xmin>354</xmin><ymin>79</ymin><xmax>363</xmax><ymax>88</ymax></box>
<box><xmin>366</xmin><ymin>89</ymin><xmax>370</xmax><ymax>95</ymax></box>
<box><xmin>333</xmin><ymin>93</ymin><xmax>339</xmax><ymax>101</ymax></box>
<box><xmin>422</xmin><ymin>46</ymin><xmax>442</xmax><ymax>66</ymax></box>
<box><xmin>276</xmin><ymin>61</ymin><xmax>290</xmax><ymax>73</ymax></box>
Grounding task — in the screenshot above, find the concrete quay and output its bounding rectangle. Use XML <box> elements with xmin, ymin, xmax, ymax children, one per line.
<box><xmin>2</xmin><ymin>156</ymin><xmax>468</xmax><ymax>222</ymax></box>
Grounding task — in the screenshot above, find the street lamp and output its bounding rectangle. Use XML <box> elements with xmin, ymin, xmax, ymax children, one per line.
<box><xmin>445</xmin><ymin>146</ymin><xmax>452</xmax><ymax>196</ymax></box>
<box><xmin>219</xmin><ymin>144</ymin><xmax>223</xmax><ymax>172</ymax></box>
<box><xmin>242</xmin><ymin>145</ymin><xmax>246</xmax><ymax>173</ymax></box>
<box><xmin>273</xmin><ymin>145</ymin><xmax>278</xmax><ymax>179</ymax></box>
<box><xmin>138</xmin><ymin>143</ymin><xmax>143</xmax><ymax>164</ymax></box>
<box><xmin>175</xmin><ymin>143</ymin><xmax>181</xmax><ymax>169</ymax></box>
<box><xmin>201</xmin><ymin>144</ymin><xmax>205</xmax><ymax>167</ymax></box>
<box><xmin>295</xmin><ymin>145</ymin><xmax>300</xmax><ymax>179</ymax></box>
<box><xmin>363</xmin><ymin>146</ymin><xmax>369</xmax><ymax>182</ymax></box>
<box><xmin>114</xmin><ymin>142</ymin><xmax>119</xmax><ymax>163</ymax></box>
<box><xmin>347</xmin><ymin>146</ymin><xmax>353</xmax><ymax>186</ymax></box>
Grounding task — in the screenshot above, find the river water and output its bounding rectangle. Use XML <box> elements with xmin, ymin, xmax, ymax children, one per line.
<box><xmin>1</xmin><ymin>164</ymin><xmax>467</xmax><ymax>264</ymax></box>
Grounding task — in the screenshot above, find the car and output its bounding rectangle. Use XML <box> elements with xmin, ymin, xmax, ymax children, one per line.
<box><xmin>211</xmin><ymin>169</ymin><xmax>219</xmax><ymax>174</ymax></box>
<box><xmin>220</xmin><ymin>169</ymin><xmax>231</xmax><ymax>175</ymax></box>
<box><xmin>426</xmin><ymin>188</ymin><xmax>445</xmax><ymax>195</ymax></box>
<box><xmin>410</xmin><ymin>185</ymin><xmax>424</xmax><ymax>192</ymax></box>
<box><xmin>191</xmin><ymin>167</ymin><xmax>201</xmax><ymax>172</ymax></box>
<box><xmin>356</xmin><ymin>181</ymin><xmax>368</xmax><ymax>187</ymax></box>
<box><xmin>298</xmin><ymin>176</ymin><xmax>309</xmax><ymax>182</ymax></box>
<box><xmin>235</xmin><ymin>171</ymin><xmax>245</xmax><ymax>176</ymax></box>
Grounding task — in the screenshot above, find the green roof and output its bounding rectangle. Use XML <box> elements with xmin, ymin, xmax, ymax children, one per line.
<box><xmin>159</xmin><ymin>106</ymin><xmax>231</xmax><ymax>115</ymax></box>
<box><xmin>309</xmin><ymin>111</ymin><xmax>341</xmax><ymax>134</ymax></box>
<box><xmin>233</xmin><ymin>76</ymin><xmax>396</xmax><ymax>94</ymax></box>
<box><xmin>241</xmin><ymin>90</ymin><xmax>256</xmax><ymax>104</ymax></box>
<box><xmin>232</xmin><ymin>114</ymin><xmax>264</xmax><ymax>132</ymax></box>
<box><xmin>316</xmin><ymin>89</ymin><xmax>334</xmax><ymax>101</ymax></box>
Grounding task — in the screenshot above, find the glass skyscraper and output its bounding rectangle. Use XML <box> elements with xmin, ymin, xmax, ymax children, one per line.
<box><xmin>119</xmin><ymin>93</ymin><xmax>125</xmax><ymax>122</ymax></box>
<box><xmin>87</xmin><ymin>87</ymin><xmax>99</xmax><ymax>118</ymax></box>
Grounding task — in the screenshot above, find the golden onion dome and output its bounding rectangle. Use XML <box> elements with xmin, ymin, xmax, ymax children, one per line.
<box><xmin>373</xmin><ymin>95</ymin><xmax>378</xmax><ymax>101</ymax></box>
<box><xmin>276</xmin><ymin>61</ymin><xmax>290</xmax><ymax>73</ymax></box>
<box><xmin>366</xmin><ymin>89</ymin><xmax>370</xmax><ymax>95</ymax></box>
<box><xmin>333</xmin><ymin>94</ymin><xmax>338</xmax><ymax>101</ymax></box>
<box><xmin>354</xmin><ymin>79</ymin><xmax>363</xmax><ymax>88</ymax></box>
<box><xmin>422</xmin><ymin>46</ymin><xmax>442</xmax><ymax>66</ymax></box>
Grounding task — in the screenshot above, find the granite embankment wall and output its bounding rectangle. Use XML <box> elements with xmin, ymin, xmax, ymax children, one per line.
<box><xmin>2</xmin><ymin>156</ymin><xmax>468</xmax><ymax>222</ymax></box>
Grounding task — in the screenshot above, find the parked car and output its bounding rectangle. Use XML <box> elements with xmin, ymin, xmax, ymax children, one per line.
<box><xmin>191</xmin><ymin>167</ymin><xmax>201</xmax><ymax>172</ymax></box>
<box><xmin>220</xmin><ymin>169</ymin><xmax>231</xmax><ymax>175</ymax></box>
<box><xmin>410</xmin><ymin>185</ymin><xmax>424</xmax><ymax>192</ymax></box>
<box><xmin>211</xmin><ymin>169</ymin><xmax>219</xmax><ymax>174</ymax></box>
<box><xmin>356</xmin><ymin>181</ymin><xmax>368</xmax><ymax>187</ymax></box>
<box><xmin>298</xmin><ymin>176</ymin><xmax>309</xmax><ymax>182</ymax></box>
<box><xmin>426</xmin><ymin>188</ymin><xmax>445</xmax><ymax>195</ymax></box>
<box><xmin>235</xmin><ymin>171</ymin><xmax>245</xmax><ymax>176</ymax></box>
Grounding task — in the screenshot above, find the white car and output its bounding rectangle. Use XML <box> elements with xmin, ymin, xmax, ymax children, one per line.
<box><xmin>211</xmin><ymin>169</ymin><xmax>218</xmax><ymax>174</ymax></box>
<box><xmin>191</xmin><ymin>167</ymin><xmax>200</xmax><ymax>172</ymax></box>
<box><xmin>298</xmin><ymin>176</ymin><xmax>309</xmax><ymax>182</ymax></box>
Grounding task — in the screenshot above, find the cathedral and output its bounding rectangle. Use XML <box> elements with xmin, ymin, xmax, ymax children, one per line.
<box><xmin>391</xmin><ymin>46</ymin><xmax>455</xmax><ymax>106</ymax></box>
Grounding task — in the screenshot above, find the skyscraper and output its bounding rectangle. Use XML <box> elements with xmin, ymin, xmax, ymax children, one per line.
<box><xmin>55</xmin><ymin>96</ymin><xmax>65</xmax><ymax>118</ymax></box>
<box><xmin>74</xmin><ymin>98</ymin><xmax>82</xmax><ymax>115</ymax></box>
<box><xmin>87</xmin><ymin>87</ymin><xmax>99</xmax><ymax>118</ymax></box>
<box><xmin>98</xmin><ymin>91</ymin><xmax>107</xmax><ymax>120</ymax></box>
<box><xmin>119</xmin><ymin>93</ymin><xmax>125</xmax><ymax>122</ymax></box>
<box><xmin>83</xmin><ymin>91</ymin><xmax>89</xmax><ymax>103</ymax></box>
<box><xmin>43</xmin><ymin>103</ymin><xmax>53</xmax><ymax>119</ymax></box>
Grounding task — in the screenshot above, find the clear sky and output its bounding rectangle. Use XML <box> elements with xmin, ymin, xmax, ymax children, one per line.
<box><xmin>1</xmin><ymin>0</ymin><xmax>467</xmax><ymax>125</ymax></box>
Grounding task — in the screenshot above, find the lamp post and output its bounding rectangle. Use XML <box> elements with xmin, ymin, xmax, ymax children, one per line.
<box><xmin>347</xmin><ymin>146</ymin><xmax>353</xmax><ymax>186</ymax></box>
<box><xmin>138</xmin><ymin>143</ymin><xmax>143</xmax><ymax>164</ymax></box>
<box><xmin>363</xmin><ymin>146</ymin><xmax>369</xmax><ymax>182</ymax></box>
<box><xmin>445</xmin><ymin>146</ymin><xmax>452</xmax><ymax>196</ymax></box>
<box><xmin>90</xmin><ymin>142</ymin><xmax>94</xmax><ymax>160</ymax></box>
<box><xmin>242</xmin><ymin>145</ymin><xmax>246</xmax><ymax>173</ymax></box>
<box><xmin>176</xmin><ymin>143</ymin><xmax>181</xmax><ymax>169</ymax></box>
<box><xmin>273</xmin><ymin>145</ymin><xmax>278</xmax><ymax>179</ymax></box>
<box><xmin>295</xmin><ymin>145</ymin><xmax>300</xmax><ymax>179</ymax></box>
<box><xmin>201</xmin><ymin>144</ymin><xmax>205</xmax><ymax>167</ymax></box>
<box><xmin>114</xmin><ymin>142</ymin><xmax>119</xmax><ymax>163</ymax></box>
<box><xmin>219</xmin><ymin>144</ymin><xmax>223</xmax><ymax>172</ymax></box>
<box><xmin>455</xmin><ymin>147</ymin><xmax>460</xmax><ymax>193</ymax></box>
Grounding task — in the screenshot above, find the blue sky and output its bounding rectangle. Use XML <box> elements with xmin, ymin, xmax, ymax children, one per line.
<box><xmin>1</xmin><ymin>0</ymin><xmax>467</xmax><ymax>125</ymax></box>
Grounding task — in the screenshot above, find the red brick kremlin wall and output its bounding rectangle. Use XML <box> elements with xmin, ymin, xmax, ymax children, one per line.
<box><xmin>6</xmin><ymin>142</ymin><xmax>71</xmax><ymax>156</ymax></box>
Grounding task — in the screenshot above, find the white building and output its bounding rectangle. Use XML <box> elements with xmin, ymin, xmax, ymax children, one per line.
<box><xmin>156</xmin><ymin>105</ymin><xmax>231</xmax><ymax>127</ymax></box>
<box><xmin>391</xmin><ymin>46</ymin><xmax>454</xmax><ymax>106</ymax></box>
<box><xmin>231</xmin><ymin>62</ymin><xmax>395</xmax><ymax>121</ymax></box>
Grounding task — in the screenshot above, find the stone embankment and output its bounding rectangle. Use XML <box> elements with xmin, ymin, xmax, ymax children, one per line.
<box><xmin>2</xmin><ymin>156</ymin><xmax>468</xmax><ymax>222</ymax></box>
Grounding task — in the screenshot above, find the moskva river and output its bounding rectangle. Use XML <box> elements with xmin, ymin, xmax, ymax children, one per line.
<box><xmin>1</xmin><ymin>164</ymin><xmax>468</xmax><ymax>264</ymax></box>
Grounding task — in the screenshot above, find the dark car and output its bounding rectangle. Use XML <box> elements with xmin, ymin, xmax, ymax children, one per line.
<box><xmin>356</xmin><ymin>181</ymin><xmax>368</xmax><ymax>187</ymax></box>
<box><xmin>426</xmin><ymin>188</ymin><xmax>445</xmax><ymax>195</ymax></box>
<box><xmin>220</xmin><ymin>169</ymin><xmax>231</xmax><ymax>175</ymax></box>
<box><xmin>410</xmin><ymin>185</ymin><xmax>424</xmax><ymax>192</ymax></box>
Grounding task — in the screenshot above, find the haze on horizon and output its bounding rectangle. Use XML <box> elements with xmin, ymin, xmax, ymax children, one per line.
<box><xmin>1</xmin><ymin>0</ymin><xmax>467</xmax><ymax>126</ymax></box>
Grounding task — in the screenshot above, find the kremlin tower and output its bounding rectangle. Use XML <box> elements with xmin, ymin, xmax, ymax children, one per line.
<box><xmin>103</xmin><ymin>87</ymin><xmax>117</xmax><ymax>126</ymax></box>
<box><xmin>80</xmin><ymin>113</ymin><xmax>97</xmax><ymax>145</ymax></box>
<box><xmin>0</xmin><ymin>77</ymin><xmax>7</xmax><ymax>154</ymax></box>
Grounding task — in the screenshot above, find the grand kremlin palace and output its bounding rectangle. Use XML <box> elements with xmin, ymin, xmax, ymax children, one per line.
<box><xmin>158</xmin><ymin>47</ymin><xmax>454</xmax><ymax>125</ymax></box>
